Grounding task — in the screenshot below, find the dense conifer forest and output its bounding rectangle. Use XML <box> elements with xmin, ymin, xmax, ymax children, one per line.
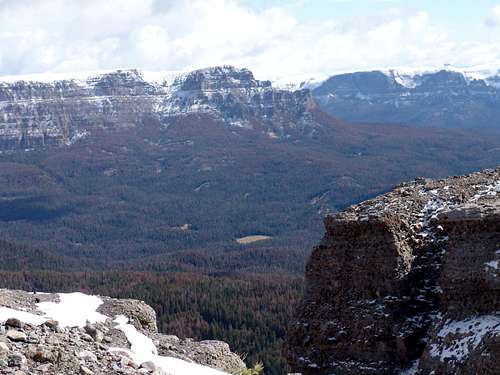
<box><xmin>1</xmin><ymin>114</ymin><xmax>500</xmax><ymax>374</ymax></box>
<box><xmin>0</xmin><ymin>239</ymin><xmax>303</xmax><ymax>374</ymax></box>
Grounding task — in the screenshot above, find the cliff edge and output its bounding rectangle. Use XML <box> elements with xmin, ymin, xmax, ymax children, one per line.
<box><xmin>0</xmin><ymin>289</ymin><xmax>246</xmax><ymax>374</ymax></box>
<box><xmin>286</xmin><ymin>167</ymin><xmax>500</xmax><ymax>374</ymax></box>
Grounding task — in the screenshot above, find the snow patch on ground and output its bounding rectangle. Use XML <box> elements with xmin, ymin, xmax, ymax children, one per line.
<box><xmin>429</xmin><ymin>315</ymin><xmax>500</xmax><ymax>362</ymax></box>
<box><xmin>0</xmin><ymin>307</ymin><xmax>47</xmax><ymax>325</ymax></box>
<box><xmin>267</xmin><ymin>131</ymin><xmax>279</xmax><ymax>139</ymax></box>
<box><xmin>37</xmin><ymin>292</ymin><xmax>108</xmax><ymax>327</ymax></box>
<box><xmin>111</xmin><ymin>315</ymin><xmax>227</xmax><ymax>375</ymax></box>
<box><xmin>1</xmin><ymin>292</ymin><xmax>107</xmax><ymax>327</ymax></box>
<box><xmin>141</xmin><ymin>69</ymin><xmax>187</xmax><ymax>85</ymax></box>
<box><xmin>112</xmin><ymin>315</ymin><xmax>158</xmax><ymax>362</ymax></box>
<box><xmin>1</xmin><ymin>292</ymin><xmax>229</xmax><ymax>374</ymax></box>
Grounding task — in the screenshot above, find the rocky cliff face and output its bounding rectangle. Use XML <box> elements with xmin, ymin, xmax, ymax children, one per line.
<box><xmin>287</xmin><ymin>167</ymin><xmax>500</xmax><ymax>374</ymax></box>
<box><xmin>0</xmin><ymin>289</ymin><xmax>245</xmax><ymax>374</ymax></box>
<box><xmin>313</xmin><ymin>69</ymin><xmax>500</xmax><ymax>129</ymax></box>
<box><xmin>3</xmin><ymin>66</ymin><xmax>500</xmax><ymax>151</ymax></box>
<box><xmin>0</xmin><ymin>66</ymin><xmax>318</xmax><ymax>151</ymax></box>
<box><xmin>163</xmin><ymin>67</ymin><xmax>317</xmax><ymax>137</ymax></box>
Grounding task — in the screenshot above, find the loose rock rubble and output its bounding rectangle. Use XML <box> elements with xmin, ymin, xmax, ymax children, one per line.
<box><xmin>0</xmin><ymin>289</ymin><xmax>246</xmax><ymax>375</ymax></box>
<box><xmin>287</xmin><ymin>167</ymin><xmax>500</xmax><ymax>375</ymax></box>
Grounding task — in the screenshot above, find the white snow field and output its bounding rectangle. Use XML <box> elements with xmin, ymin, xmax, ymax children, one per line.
<box><xmin>37</xmin><ymin>292</ymin><xmax>108</xmax><ymax>327</ymax></box>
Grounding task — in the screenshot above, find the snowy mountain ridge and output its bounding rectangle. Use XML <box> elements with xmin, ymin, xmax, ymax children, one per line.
<box><xmin>312</xmin><ymin>63</ymin><xmax>500</xmax><ymax>129</ymax></box>
<box><xmin>2</xmin><ymin>62</ymin><xmax>499</xmax><ymax>90</ymax></box>
<box><xmin>383</xmin><ymin>64</ymin><xmax>500</xmax><ymax>88</ymax></box>
<box><xmin>0</xmin><ymin>68</ymin><xmax>185</xmax><ymax>86</ymax></box>
<box><xmin>0</xmin><ymin>65</ymin><xmax>321</xmax><ymax>150</ymax></box>
<box><xmin>1</xmin><ymin>63</ymin><xmax>500</xmax><ymax>152</ymax></box>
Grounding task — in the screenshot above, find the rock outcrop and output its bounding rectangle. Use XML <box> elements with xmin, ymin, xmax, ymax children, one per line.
<box><xmin>287</xmin><ymin>167</ymin><xmax>500</xmax><ymax>374</ymax></box>
<box><xmin>0</xmin><ymin>289</ymin><xmax>246</xmax><ymax>374</ymax></box>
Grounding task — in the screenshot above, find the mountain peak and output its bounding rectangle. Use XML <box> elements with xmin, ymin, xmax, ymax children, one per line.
<box><xmin>172</xmin><ymin>65</ymin><xmax>271</xmax><ymax>91</ymax></box>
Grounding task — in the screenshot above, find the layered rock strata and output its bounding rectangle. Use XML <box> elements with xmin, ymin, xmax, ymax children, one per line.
<box><xmin>0</xmin><ymin>66</ymin><xmax>318</xmax><ymax>150</ymax></box>
<box><xmin>287</xmin><ymin>167</ymin><xmax>500</xmax><ymax>375</ymax></box>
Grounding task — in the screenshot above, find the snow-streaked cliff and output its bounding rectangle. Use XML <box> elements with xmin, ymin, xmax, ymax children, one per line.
<box><xmin>0</xmin><ymin>66</ymin><xmax>319</xmax><ymax>150</ymax></box>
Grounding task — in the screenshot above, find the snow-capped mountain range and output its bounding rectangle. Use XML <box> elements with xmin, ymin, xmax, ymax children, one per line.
<box><xmin>0</xmin><ymin>66</ymin><xmax>319</xmax><ymax>150</ymax></box>
<box><xmin>2</xmin><ymin>63</ymin><xmax>499</xmax><ymax>93</ymax></box>
<box><xmin>311</xmin><ymin>64</ymin><xmax>500</xmax><ymax>129</ymax></box>
<box><xmin>0</xmin><ymin>63</ymin><xmax>500</xmax><ymax>151</ymax></box>
<box><xmin>385</xmin><ymin>65</ymin><xmax>500</xmax><ymax>89</ymax></box>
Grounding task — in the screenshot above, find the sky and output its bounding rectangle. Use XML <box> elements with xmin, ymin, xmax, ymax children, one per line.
<box><xmin>1</xmin><ymin>0</ymin><xmax>500</xmax><ymax>81</ymax></box>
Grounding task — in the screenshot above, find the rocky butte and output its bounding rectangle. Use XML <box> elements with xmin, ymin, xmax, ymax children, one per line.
<box><xmin>0</xmin><ymin>289</ymin><xmax>246</xmax><ymax>374</ymax></box>
<box><xmin>287</xmin><ymin>167</ymin><xmax>500</xmax><ymax>374</ymax></box>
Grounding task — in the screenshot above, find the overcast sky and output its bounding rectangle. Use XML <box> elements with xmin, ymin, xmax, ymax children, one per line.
<box><xmin>1</xmin><ymin>0</ymin><xmax>499</xmax><ymax>80</ymax></box>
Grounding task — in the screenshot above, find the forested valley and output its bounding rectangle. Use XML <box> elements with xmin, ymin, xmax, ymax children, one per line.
<box><xmin>0</xmin><ymin>238</ymin><xmax>303</xmax><ymax>374</ymax></box>
<box><xmin>1</xmin><ymin>113</ymin><xmax>500</xmax><ymax>374</ymax></box>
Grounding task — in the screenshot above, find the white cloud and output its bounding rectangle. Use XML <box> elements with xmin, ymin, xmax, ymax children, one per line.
<box><xmin>486</xmin><ymin>4</ymin><xmax>500</xmax><ymax>26</ymax></box>
<box><xmin>0</xmin><ymin>0</ymin><xmax>500</xmax><ymax>80</ymax></box>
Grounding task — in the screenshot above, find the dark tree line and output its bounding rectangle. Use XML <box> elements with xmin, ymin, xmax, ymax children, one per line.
<box><xmin>0</xmin><ymin>256</ymin><xmax>303</xmax><ymax>375</ymax></box>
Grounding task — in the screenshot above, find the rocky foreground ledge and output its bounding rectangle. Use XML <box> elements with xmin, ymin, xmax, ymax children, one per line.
<box><xmin>287</xmin><ymin>167</ymin><xmax>500</xmax><ymax>375</ymax></box>
<box><xmin>0</xmin><ymin>289</ymin><xmax>246</xmax><ymax>374</ymax></box>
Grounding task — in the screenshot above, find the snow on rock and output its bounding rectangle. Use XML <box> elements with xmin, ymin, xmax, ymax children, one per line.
<box><xmin>1</xmin><ymin>292</ymin><xmax>107</xmax><ymax>327</ymax></box>
<box><xmin>414</xmin><ymin>194</ymin><xmax>449</xmax><ymax>245</ymax></box>
<box><xmin>1</xmin><ymin>290</ymin><xmax>235</xmax><ymax>374</ymax></box>
<box><xmin>429</xmin><ymin>315</ymin><xmax>500</xmax><ymax>362</ymax></box>
<box><xmin>485</xmin><ymin>249</ymin><xmax>500</xmax><ymax>275</ymax></box>
<box><xmin>0</xmin><ymin>306</ymin><xmax>47</xmax><ymax>325</ymax></box>
<box><xmin>472</xmin><ymin>180</ymin><xmax>500</xmax><ymax>201</ymax></box>
<box><xmin>484</xmin><ymin>250</ymin><xmax>500</xmax><ymax>277</ymax></box>
<box><xmin>111</xmin><ymin>315</ymin><xmax>228</xmax><ymax>375</ymax></box>
<box><xmin>65</xmin><ymin>129</ymin><xmax>90</xmax><ymax>146</ymax></box>
<box><xmin>485</xmin><ymin>260</ymin><xmax>499</xmax><ymax>271</ymax></box>
<box><xmin>287</xmin><ymin>168</ymin><xmax>500</xmax><ymax>375</ymax></box>
<box><xmin>37</xmin><ymin>292</ymin><xmax>108</xmax><ymax>328</ymax></box>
